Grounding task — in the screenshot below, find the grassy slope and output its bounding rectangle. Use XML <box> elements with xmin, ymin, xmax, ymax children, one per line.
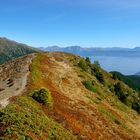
<box><xmin>0</xmin><ymin>96</ymin><xmax>77</xmax><ymax>140</ymax></box>
<box><xmin>0</xmin><ymin>52</ymin><xmax>140</xmax><ymax>140</ymax></box>
<box><xmin>0</xmin><ymin>53</ymin><xmax>77</xmax><ymax>140</ymax></box>
<box><xmin>29</xmin><ymin>53</ymin><xmax>140</xmax><ymax>139</ymax></box>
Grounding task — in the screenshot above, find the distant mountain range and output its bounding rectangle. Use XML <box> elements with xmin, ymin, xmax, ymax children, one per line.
<box><xmin>40</xmin><ymin>46</ymin><xmax>140</xmax><ymax>57</ymax></box>
<box><xmin>135</xmin><ymin>71</ymin><xmax>140</xmax><ymax>76</ymax></box>
<box><xmin>0</xmin><ymin>37</ymin><xmax>39</xmax><ymax>64</ymax></box>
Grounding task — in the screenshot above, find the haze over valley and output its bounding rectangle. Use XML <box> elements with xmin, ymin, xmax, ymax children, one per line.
<box><xmin>41</xmin><ymin>46</ymin><xmax>140</xmax><ymax>75</ymax></box>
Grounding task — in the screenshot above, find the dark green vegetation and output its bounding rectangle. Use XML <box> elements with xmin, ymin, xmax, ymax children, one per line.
<box><xmin>0</xmin><ymin>37</ymin><xmax>39</xmax><ymax>64</ymax></box>
<box><xmin>78</xmin><ymin>59</ymin><xmax>88</xmax><ymax>71</ymax></box>
<box><xmin>92</xmin><ymin>66</ymin><xmax>104</xmax><ymax>84</ymax></box>
<box><xmin>0</xmin><ymin>96</ymin><xmax>77</xmax><ymax>140</ymax></box>
<box><xmin>112</xmin><ymin>80</ymin><xmax>140</xmax><ymax>114</ymax></box>
<box><xmin>78</xmin><ymin>57</ymin><xmax>104</xmax><ymax>84</ymax></box>
<box><xmin>111</xmin><ymin>71</ymin><xmax>140</xmax><ymax>94</ymax></box>
<box><xmin>82</xmin><ymin>80</ymin><xmax>96</xmax><ymax>92</ymax></box>
<box><xmin>132</xmin><ymin>102</ymin><xmax>140</xmax><ymax>114</ymax></box>
<box><xmin>77</xmin><ymin>57</ymin><xmax>140</xmax><ymax>114</ymax></box>
<box><xmin>32</xmin><ymin>88</ymin><xmax>53</xmax><ymax>107</ymax></box>
<box><xmin>114</xmin><ymin>82</ymin><xmax>128</xmax><ymax>103</ymax></box>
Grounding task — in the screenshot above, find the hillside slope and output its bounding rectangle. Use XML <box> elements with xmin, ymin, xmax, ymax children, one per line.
<box><xmin>0</xmin><ymin>52</ymin><xmax>140</xmax><ymax>140</ymax></box>
<box><xmin>111</xmin><ymin>71</ymin><xmax>140</xmax><ymax>94</ymax></box>
<box><xmin>0</xmin><ymin>54</ymin><xmax>35</xmax><ymax>107</ymax></box>
<box><xmin>0</xmin><ymin>37</ymin><xmax>39</xmax><ymax>64</ymax></box>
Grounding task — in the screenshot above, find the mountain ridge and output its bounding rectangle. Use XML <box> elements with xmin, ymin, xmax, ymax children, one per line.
<box><xmin>0</xmin><ymin>52</ymin><xmax>140</xmax><ymax>139</ymax></box>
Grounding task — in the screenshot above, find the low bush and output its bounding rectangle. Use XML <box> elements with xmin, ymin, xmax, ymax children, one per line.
<box><xmin>112</xmin><ymin>73</ymin><xmax>118</xmax><ymax>80</ymax></box>
<box><xmin>32</xmin><ymin>88</ymin><xmax>53</xmax><ymax>107</ymax></box>
<box><xmin>78</xmin><ymin>59</ymin><xmax>88</xmax><ymax>71</ymax></box>
<box><xmin>132</xmin><ymin>102</ymin><xmax>140</xmax><ymax>114</ymax></box>
<box><xmin>114</xmin><ymin>82</ymin><xmax>127</xmax><ymax>103</ymax></box>
<box><xmin>95</xmin><ymin>71</ymin><xmax>104</xmax><ymax>84</ymax></box>
<box><xmin>85</xmin><ymin>57</ymin><xmax>91</xmax><ymax>64</ymax></box>
<box><xmin>91</xmin><ymin>66</ymin><xmax>104</xmax><ymax>84</ymax></box>
<box><xmin>82</xmin><ymin>80</ymin><xmax>96</xmax><ymax>93</ymax></box>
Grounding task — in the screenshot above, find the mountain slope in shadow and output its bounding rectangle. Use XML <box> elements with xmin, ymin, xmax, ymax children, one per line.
<box><xmin>0</xmin><ymin>37</ymin><xmax>39</xmax><ymax>64</ymax></box>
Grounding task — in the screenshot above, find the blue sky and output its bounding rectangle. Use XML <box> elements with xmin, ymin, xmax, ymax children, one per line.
<box><xmin>0</xmin><ymin>0</ymin><xmax>140</xmax><ymax>48</ymax></box>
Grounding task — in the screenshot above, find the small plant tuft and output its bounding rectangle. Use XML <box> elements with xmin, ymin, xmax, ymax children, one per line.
<box><xmin>32</xmin><ymin>88</ymin><xmax>53</xmax><ymax>107</ymax></box>
<box><xmin>82</xmin><ymin>80</ymin><xmax>96</xmax><ymax>93</ymax></box>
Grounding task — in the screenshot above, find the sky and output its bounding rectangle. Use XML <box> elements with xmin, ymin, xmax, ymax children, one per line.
<box><xmin>0</xmin><ymin>0</ymin><xmax>140</xmax><ymax>48</ymax></box>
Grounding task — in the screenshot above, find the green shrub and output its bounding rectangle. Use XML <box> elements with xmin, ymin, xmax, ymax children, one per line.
<box><xmin>78</xmin><ymin>59</ymin><xmax>88</xmax><ymax>71</ymax></box>
<box><xmin>132</xmin><ymin>102</ymin><xmax>140</xmax><ymax>114</ymax></box>
<box><xmin>95</xmin><ymin>71</ymin><xmax>104</xmax><ymax>84</ymax></box>
<box><xmin>91</xmin><ymin>66</ymin><xmax>104</xmax><ymax>84</ymax></box>
<box><xmin>114</xmin><ymin>82</ymin><xmax>127</xmax><ymax>103</ymax></box>
<box><xmin>112</xmin><ymin>73</ymin><xmax>118</xmax><ymax>80</ymax></box>
<box><xmin>85</xmin><ymin>57</ymin><xmax>91</xmax><ymax>64</ymax></box>
<box><xmin>82</xmin><ymin>80</ymin><xmax>96</xmax><ymax>93</ymax></box>
<box><xmin>94</xmin><ymin>60</ymin><xmax>100</xmax><ymax>67</ymax></box>
<box><xmin>32</xmin><ymin>88</ymin><xmax>53</xmax><ymax>107</ymax></box>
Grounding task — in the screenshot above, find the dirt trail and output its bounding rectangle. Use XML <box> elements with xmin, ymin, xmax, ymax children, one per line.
<box><xmin>0</xmin><ymin>54</ymin><xmax>35</xmax><ymax>107</ymax></box>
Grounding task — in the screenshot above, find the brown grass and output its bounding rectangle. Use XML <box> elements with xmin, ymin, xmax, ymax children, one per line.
<box><xmin>25</xmin><ymin>52</ymin><xmax>140</xmax><ymax>140</ymax></box>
